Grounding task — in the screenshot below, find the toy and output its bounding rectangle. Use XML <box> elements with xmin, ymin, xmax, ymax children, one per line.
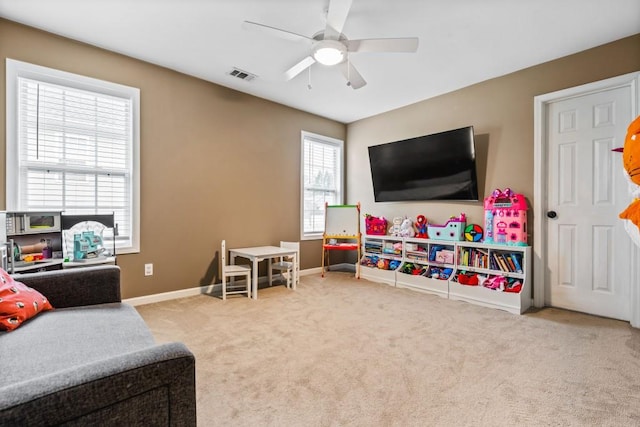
<box><xmin>364</xmin><ymin>214</ymin><xmax>387</xmax><ymax>235</ymax></box>
<box><xmin>382</xmin><ymin>241</ymin><xmax>402</xmax><ymax>255</ymax></box>
<box><xmin>617</xmin><ymin>115</ymin><xmax>640</xmax><ymax>247</ymax></box>
<box><xmin>427</xmin><ymin>213</ymin><xmax>466</xmax><ymax>241</ymax></box>
<box><xmin>457</xmin><ymin>272</ymin><xmax>479</xmax><ymax>286</ymax></box>
<box><xmin>389</xmin><ymin>216</ymin><xmax>403</xmax><ymax>236</ymax></box>
<box><xmin>377</xmin><ymin>258</ymin><xmax>390</xmax><ymax>270</ymax></box>
<box><xmin>388</xmin><ymin>259</ymin><xmax>401</xmax><ymax>270</ymax></box>
<box><xmin>361</xmin><ymin>255</ymin><xmax>378</xmax><ymax>267</ymax></box>
<box><xmin>464</xmin><ymin>224</ymin><xmax>483</xmax><ymax>242</ymax></box>
<box><xmin>415</xmin><ymin>215</ymin><xmax>428</xmax><ymax>238</ymax></box>
<box><xmin>73</xmin><ymin>231</ymin><xmax>105</xmax><ymax>260</ymax></box>
<box><xmin>504</xmin><ymin>279</ymin><xmax>523</xmax><ymax>293</ymax></box>
<box><xmin>399</xmin><ymin>217</ymin><xmax>415</xmax><ymax>237</ymax></box>
<box><xmin>484</xmin><ymin>188</ymin><xmax>528</xmax><ymax>245</ymax></box>
<box><xmin>484</xmin><ymin>275</ymin><xmax>507</xmax><ymax>291</ymax></box>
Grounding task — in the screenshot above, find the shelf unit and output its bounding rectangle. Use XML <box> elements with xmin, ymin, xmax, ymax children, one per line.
<box><xmin>0</xmin><ymin>211</ymin><xmax>64</xmax><ymax>274</ymax></box>
<box><xmin>395</xmin><ymin>238</ymin><xmax>454</xmax><ymax>298</ymax></box>
<box><xmin>359</xmin><ymin>236</ymin><xmax>532</xmax><ymax>315</ymax></box>
<box><xmin>450</xmin><ymin>241</ymin><xmax>530</xmax><ymax>314</ymax></box>
<box><xmin>359</xmin><ymin>235</ymin><xmax>403</xmax><ymax>286</ymax></box>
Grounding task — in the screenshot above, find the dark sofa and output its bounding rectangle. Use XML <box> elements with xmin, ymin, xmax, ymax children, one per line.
<box><xmin>0</xmin><ymin>265</ymin><xmax>196</xmax><ymax>426</ymax></box>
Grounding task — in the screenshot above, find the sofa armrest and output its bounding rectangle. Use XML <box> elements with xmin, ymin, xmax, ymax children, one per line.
<box><xmin>14</xmin><ymin>265</ymin><xmax>122</xmax><ymax>308</ymax></box>
<box><xmin>0</xmin><ymin>342</ymin><xmax>196</xmax><ymax>426</ymax></box>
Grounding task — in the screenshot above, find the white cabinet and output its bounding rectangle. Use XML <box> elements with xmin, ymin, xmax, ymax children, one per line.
<box><xmin>359</xmin><ymin>237</ymin><xmax>532</xmax><ymax>315</ymax></box>
<box><xmin>359</xmin><ymin>235</ymin><xmax>403</xmax><ymax>286</ymax></box>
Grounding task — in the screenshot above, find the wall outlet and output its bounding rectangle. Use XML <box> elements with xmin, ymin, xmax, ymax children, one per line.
<box><xmin>144</xmin><ymin>263</ymin><xmax>153</xmax><ymax>276</ymax></box>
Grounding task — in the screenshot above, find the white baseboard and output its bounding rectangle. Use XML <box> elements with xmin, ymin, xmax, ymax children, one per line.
<box><xmin>125</xmin><ymin>267</ymin><xmax>320</xmax><ymax>306</ymax></box>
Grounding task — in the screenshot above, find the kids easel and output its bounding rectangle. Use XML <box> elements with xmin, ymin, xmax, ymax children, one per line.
<box><xmin>321</xmin><ymin>202</ymin><xmax>361</xmax><ymax>278</ymax></box>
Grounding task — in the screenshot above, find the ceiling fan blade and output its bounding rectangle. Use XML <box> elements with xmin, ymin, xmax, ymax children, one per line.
<box><xmin>339</xmin><ymin>61</ymin><xmax>366</xmax><ymax>89</ymax></box>
<box><xmin>242</xmin><ymin>21</ymin><xmax>313</xmax><ymax>44</ymax></box>
<box><xmin>285</xmin><ymin>56</ymin><xmax>316</xmax><ymax>80</ymax></box>
<box><xmin>324</xmin><ymin>0</ymin><xmax>353</xmax><ymax>40</ymax></box>
<box><xmin>347</xmin><ymin>38</ymin><xmax>419</xmax><ymax>53</ymax></box>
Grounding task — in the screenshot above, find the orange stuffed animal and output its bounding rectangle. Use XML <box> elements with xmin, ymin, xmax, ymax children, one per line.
<box><xmin>619</xmin><ymin>115</ymin><xmax>640</xmax><ymax>234</ymax></box>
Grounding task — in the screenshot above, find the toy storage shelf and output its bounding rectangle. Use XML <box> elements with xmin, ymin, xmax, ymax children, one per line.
<box><xmin>450</xmin><ymin>242</ymin><xmax>531</xmax><ymax>315</ymax></box>
<box><xmin>395</xmin><ymin>271</ymin><xmax>449</xmax><ymax>298</ymax></box>
<box><xmin>395</xmin><ymin>238</ymin><xmax>454</xmax><ymax>298</ymax></box>
<box><xmin>360</xmin><ymin>235</ymin><xmax>403</xmax><ymax>286</ymax></box>
<box><xmin>359</xmin><ymin>237</ymin><xmax>532</xmax><ymax>315</ymax></box>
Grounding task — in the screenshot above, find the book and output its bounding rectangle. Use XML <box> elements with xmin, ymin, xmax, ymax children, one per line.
<box><xmin>504</xmin><ymin>254</ymin><xmax>516</xmax><ymax>272</ymax></box>
<box><xmin>510</xmin><ymin>253</ymin><xmax>523</xmax><ymax>273</ymax></box>
<box><xmin>435</xmin><ymin>249</ymin><xmax>454</xmax><ymax>264</ymax></box>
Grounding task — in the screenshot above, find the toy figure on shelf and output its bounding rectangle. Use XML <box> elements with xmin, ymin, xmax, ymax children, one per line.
<box><xmin>415</xmin><ymin>215</ymin><xmax>428</xmax><ymax>238</ymax></box>
<box><xmin>389</xmin><ymin>216</ymin><xmax>403</xmax><ymax>236</ymax></box>
<box><xmin>399</xmin><ymin>217</ymin><xmax>415</xmax><ymax>237</ymax></box>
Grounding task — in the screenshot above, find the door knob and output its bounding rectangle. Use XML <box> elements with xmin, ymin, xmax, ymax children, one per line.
<box><xmin>547</xmin><ymin>211</ymin><xmax>557</xmax><ymax>219</ymax></box>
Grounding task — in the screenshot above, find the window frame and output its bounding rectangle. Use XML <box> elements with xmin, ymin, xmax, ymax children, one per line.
<box><xmin>300</xmin><ymin>130</ymin><xmax>344</xmax><ymax>241</ymax></box>
<box><xmin>5</xmin><ymin>58</ymin><xmax>140</xmax><ymax>254</ymax></box>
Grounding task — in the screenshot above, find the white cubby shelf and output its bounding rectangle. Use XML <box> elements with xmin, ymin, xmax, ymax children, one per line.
<box><xmin>360</xmin><ymin>235</ymin><xmax>532</xmax><ymax>315</ymax></box>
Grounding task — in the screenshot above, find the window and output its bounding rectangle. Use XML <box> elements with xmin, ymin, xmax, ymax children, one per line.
<box><xmin>5</xmin><ymin>59</ymin><xmax>140</xmax><ymax>253</ymax></box>
<box><xmin>301</xmin><ymin>131</ymin><xmax>344</xmax><ymax>239</ymax></box>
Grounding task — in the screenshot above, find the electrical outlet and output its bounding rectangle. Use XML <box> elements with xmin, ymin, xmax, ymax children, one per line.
<box><xmin>144</xmin><ymin>263</ymin><xmax>153</xmax><ymax>276</ymax></box>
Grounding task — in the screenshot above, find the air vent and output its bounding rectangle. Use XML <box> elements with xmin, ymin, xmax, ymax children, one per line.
<box><xmin>228</xmin><ymin>67</ymin><xmax>257</xmax><ymax>82</ymax></box>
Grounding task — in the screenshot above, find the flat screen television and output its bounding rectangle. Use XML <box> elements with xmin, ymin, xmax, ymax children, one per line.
<box><xmin>368</xmin><ymin>126</ymin><xmax>479</xmax><ymax>202</ymax></box>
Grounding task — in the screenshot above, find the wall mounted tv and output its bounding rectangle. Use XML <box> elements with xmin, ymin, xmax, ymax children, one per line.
<box><xmin>368</xmin><ymin>126</ymin><xmax>479</xmax><ymax>202</ymax></box>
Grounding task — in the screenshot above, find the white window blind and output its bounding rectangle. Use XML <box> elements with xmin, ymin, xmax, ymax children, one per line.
<box><xmin>301</xmin><ymin>131</ymin><xmax>343</xmax><ymax>239</ymax></box>
<box><xmin>6</xmin><ymin>59</ymin><xmax>140</xmax><ymax>253</ymax></box>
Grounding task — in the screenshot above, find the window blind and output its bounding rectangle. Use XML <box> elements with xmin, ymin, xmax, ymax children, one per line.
<box><xmin>17</xmin><ymin>77</ymin><xmax>132</xmax><ymax>244</ymax></box>
<box><xmin>302</xmin><ymin>134</ymin><xmax>343</xmax><ymax>236</ymax></box>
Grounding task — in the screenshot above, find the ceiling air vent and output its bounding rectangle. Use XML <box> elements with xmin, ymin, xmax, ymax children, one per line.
<box><xmin>228</xmin><ymin>67</ymin><xmax>257</xmax><ymax>82</ymax></box>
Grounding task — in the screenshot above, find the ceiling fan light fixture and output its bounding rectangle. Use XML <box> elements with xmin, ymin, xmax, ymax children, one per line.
<box><xmin>313</xmin><ymin>40</ymin><xmax>345</xmax><ymax>65</ymax></box>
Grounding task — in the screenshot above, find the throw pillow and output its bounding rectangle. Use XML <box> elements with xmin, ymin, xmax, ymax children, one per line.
<box><xmin>0</xmin><ymin>268</ymin><xmax>53</xmax><ymax>331</ymax></box>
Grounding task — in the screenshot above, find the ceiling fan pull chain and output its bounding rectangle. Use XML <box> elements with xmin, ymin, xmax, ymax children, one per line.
<box><xmin>346</xmin><ymin>53</ymin><xmax>351</xmax><ymax>86</ymax></box>
<box><xmin>308</xmin><ymin>66</ymin><xmax>312</xmax><ymax>90</ymax></box>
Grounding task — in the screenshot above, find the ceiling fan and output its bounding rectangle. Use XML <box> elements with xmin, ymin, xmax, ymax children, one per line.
<box><xmin>242</xmin><ymin>0</ymin><xmax>419</xmax><ymax>89</ymax></box>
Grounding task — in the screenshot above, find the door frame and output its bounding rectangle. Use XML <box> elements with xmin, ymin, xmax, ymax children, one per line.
<box><xmin>533</xmin><ymin>71</ymin><xmax>640</xmax><ymax>327</ymax></box>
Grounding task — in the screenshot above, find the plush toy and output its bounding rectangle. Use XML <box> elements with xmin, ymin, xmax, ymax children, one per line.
<box><xmin>399</xmin><ymin>217</ymin><xmax>415</xmax><ymax>237</ymax></box>
<box><xmin>377</xmin><ymin>258</ymin><xmax>390</xmax><ymax>270</ymax></box>
<box><xmin>618</xmin><ymin>115</ymin><xmax>640</xmax><ymax>247</ymax></box>
<box><xmin>389</xmin><ymin>216</ymin><xmax>403</xmax><ymax>236</ymax></box>
<box><xmin>415</xmin><ymin>215</ymin><xmax>428</xmax><ymax>238</ymax></box>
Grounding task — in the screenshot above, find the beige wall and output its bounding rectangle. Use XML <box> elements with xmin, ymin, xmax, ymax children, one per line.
<box><xmin>2</xmin><ymin>17</ymin><xmax>638</xmax><ymax>298</ymax></box>
<box><xmin>0</xmin><ymin>18</ymin><xmax>346</xmax><ymax>298</ymax></box>
<box><xmin>347</xmin><ymin>34</ymin><xmax>640</xmax><ymax>243</ymax></box>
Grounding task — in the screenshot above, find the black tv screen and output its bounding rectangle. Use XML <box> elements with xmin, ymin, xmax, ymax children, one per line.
<box><xmin>368</xmin><ymin>126</ymin><xmax>479</xmax><ymax>202</ymax></box>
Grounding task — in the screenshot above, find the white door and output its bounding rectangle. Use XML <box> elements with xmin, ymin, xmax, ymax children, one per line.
<box><xmin>546</xmin><ymin>86</ymin><xmax>633</xmax><ymax>320</ymax></box>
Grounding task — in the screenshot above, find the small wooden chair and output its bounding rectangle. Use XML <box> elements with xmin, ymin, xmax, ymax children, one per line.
<box><xmin>269</xmin><ymin>241</ymin><xmax>300</xmax><ymax>289</ymax></box>
<box><xmin>220</xmin><ymin>240</ymin><xmax>251</xmax><ymax>300</ymax></box>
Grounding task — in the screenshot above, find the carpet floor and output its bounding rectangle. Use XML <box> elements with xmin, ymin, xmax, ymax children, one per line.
<box><xmin>136</xmin><ymin>272</ymin><xmax>640</xmax><ymax>427</ymax></box>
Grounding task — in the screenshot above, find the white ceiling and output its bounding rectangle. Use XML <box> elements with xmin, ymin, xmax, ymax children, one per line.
<box><xmin>1</xmin><ymin>0</ymin><xmax>639</xmax><ymax>124</ymax></box>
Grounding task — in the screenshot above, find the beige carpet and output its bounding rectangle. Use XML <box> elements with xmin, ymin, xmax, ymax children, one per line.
<box><xmin>136</xmin><ymin>272</ymin><xmax>640</xmax><ymax>427</ymax></box>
